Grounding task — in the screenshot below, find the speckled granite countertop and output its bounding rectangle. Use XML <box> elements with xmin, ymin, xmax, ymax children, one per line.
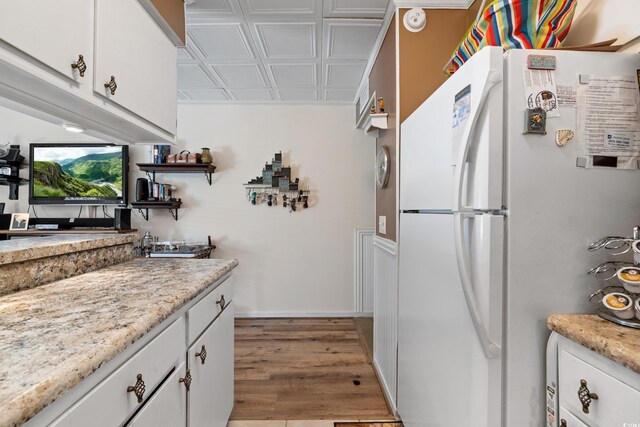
<box><xmin>0</xmin><ymin>258</ymin><xmax>238</xmax><ymax>427</ymax></box>
<box><xmin>548</xmin><ymin>314</ymin><xmax>640</xmax><ymax>374</ymax></box>
<box><xmin>0</xmin><ymin>234</ymin><xmax>139</xmax><ymax>265</ymax></box>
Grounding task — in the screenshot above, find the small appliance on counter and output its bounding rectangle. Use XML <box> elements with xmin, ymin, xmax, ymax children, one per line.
<box><xmin>588</xmin><ymin>226</ymin><xmax>640</xmax><ymax>328</ymax></box>
<box><xmin>137</xmin><ymin>233</ymin><xmax>216</xmax><ymax>259</ymax></box>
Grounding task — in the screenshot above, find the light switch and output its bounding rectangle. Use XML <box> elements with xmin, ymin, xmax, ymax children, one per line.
<box><xmin>379</xmin><ymin>215</ymin><xmax>386</xmax><ymax>235</ymax></box>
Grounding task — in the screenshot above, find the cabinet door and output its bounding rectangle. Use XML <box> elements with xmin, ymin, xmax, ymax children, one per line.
<box><xmin>559</xmin><ymin>349</ymin><xmax>640</xmax><ymax>426</ymax></box>
<box><xmin>188</xmin><ymin>302</ymin><xmax>234</xmax><ymax>427</ymax></box>
<box><xmin>558</xmin><ymin>407</ymin><xmax>589</xmax><ymax>427</ymax></box>
<box><xmin>126</xmin><ymin>361</ymin><xmax>187</xmax><ymax>427</ymax></box>
<box><xmin>94</xmin><ymin>0</ymin><xmax>177</xmax><ymax>134</ymax></box>
<box><xmin>0</xmin><ymin>1</ymin><xmax>93</xmax><ymax>83</ymax></box>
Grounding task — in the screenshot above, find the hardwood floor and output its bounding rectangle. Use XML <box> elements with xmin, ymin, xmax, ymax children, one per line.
<box><xmin>231</xmin><ymin>318</ymin><xmax>394</xmax><ymax>421</ymax></box>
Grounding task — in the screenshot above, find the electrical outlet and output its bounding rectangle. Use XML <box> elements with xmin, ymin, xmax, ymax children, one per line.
<box><xmin>379</xmin><ymin>215</ymin><xmax>386</xmax><ymax>235</ymax></box>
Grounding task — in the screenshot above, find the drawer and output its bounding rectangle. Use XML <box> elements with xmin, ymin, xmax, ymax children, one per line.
<box><xmin>187</xmin><ymin>275</ymin><xmax>234</xmax><ymax>344</ymax></box>
<box><xmin>559</xmin><ymin>349</ymin><xmax>640</xmax><ymax>426</ymax></box>
<box><xmin>559</xmin><ymin>407</ymin><xmax>589</xmax><ymax>426</ymax></box>
<box><xmin>51</xmin><ymin>317</ymin><xmax>185</xmax><ymax>427</ymax></box>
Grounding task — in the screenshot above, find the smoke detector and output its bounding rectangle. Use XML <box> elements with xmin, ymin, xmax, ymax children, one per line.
<box><xmin>403</xmin><ymin>8</ymin><xmax>427</xmax><ymax>32</ymax></box>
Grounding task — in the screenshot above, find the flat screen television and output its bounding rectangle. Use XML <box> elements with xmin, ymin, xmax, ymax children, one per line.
<box><xmin>29</xmin><ymin>143</ymin><xmax>129</xmax><ymax>206</ymax></box>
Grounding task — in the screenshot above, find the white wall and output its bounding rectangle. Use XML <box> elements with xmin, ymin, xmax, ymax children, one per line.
<box><xmin>0</xmin><ymin>104</ymin><xmax>374</xmax><ymax>315</ymax></box>
<box><xmin>565</xmin><ymin>0</ymin><xmax>640</xmax><ymax>51</ymax></box>
<box><xmin>130</xmin><ymin>105</ymin><xmax>375</xmax><ymax>315</ymax></box>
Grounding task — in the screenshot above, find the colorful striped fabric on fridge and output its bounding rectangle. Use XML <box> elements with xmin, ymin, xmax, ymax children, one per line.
<box><xmin>444</xmin><ymin>0</ymin><xmax>577</xmax><ymax>76</ymax></box>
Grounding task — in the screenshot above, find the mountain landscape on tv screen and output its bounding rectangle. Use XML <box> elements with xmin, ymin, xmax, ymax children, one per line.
<box><xmin>33</xmin><ymin>152</ymin><xmax>123</xmax><ymax>198</ymax></box>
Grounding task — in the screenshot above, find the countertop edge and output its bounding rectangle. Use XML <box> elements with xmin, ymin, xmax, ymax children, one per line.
<box><xmin>0</xmin><ymin>234</ymin><xmax>139</xmax><ymax>265</ymax></box>
<box><xmin>548</xmin><ymin>313</ymin><xmax>640</xmax><ymax>375</ymax></box>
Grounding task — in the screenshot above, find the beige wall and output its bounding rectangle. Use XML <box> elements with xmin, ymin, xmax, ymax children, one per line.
<box><xmin>150</xmin><ymin>0</ymin><xmax>185</xmax><ymax>44</ymax></box>
<box><xmin>369</xmin><ymin>16</ymin><xmax>397</xmax><ymax>241</ymax></box>
<box><xmin>399</xmin><ymin>4</ymin><xmax>481</xmax><ymax>123</ymax></box>
<box><xmin>369</xmin><ymin>5</ymin><xmax>480</xmax><ymax>242</ymax></box>
<box><xmin>0</xmin><ymin>104</ymin><xmax>375</xmax><ymax>315</ymax></box>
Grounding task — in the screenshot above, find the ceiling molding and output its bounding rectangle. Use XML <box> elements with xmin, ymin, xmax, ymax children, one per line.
<box><xmin>251</xmin><ymin>21</ymin><xmax>319</xmax><ymax>59</ymax></box>
<box><xmin>324</xmin><ymin>62</ymin><xmax>367</xmax><ymax>88</ymax></box>
<box><xmin>265</xmin><ymin>63</ymin><xmax>319</xmax><ymax>87</ymax></box>
<box><xmin>187</xmin><ymin>23</ymin><xmax>257</xmax><ymax>61</ymax></box>
<box><xmin>323</xmin><ymin>19</ymin><xmax>383</xmax><ymax>60</ymax></box>
<box><xmin>209</xmin><ymin>63</ymin><xmax>269</xmax><ymax>87</ymax></box>
<box><xmin>323</xmin><ymin>0</ymin><xmax>387</xmax><ymax>18</ymax></box>
<box><xmin>180</xmin><ymin>0</ymin><xmax>393</xmax><ymax>103</ymax></box>
<box><xmin>276</xmin><ymin>88</ymin><xmax>319</xmax><ymax>101</ymax></box>
<box><xmin>185</xmin><ymin>0</ymin><xmax>240</xmax><ymax>21</ymax></box>
<box><xmin>239</xmin><ymin>0</ymin><xmax>321</xmax><ymax>17</ymax></box>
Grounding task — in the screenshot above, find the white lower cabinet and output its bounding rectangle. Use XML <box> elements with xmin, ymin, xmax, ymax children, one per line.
<box><xmin>51</xmin><ymin>318</ymin><xmax>186</xmax><ymax>427</ymax></box>
<box><xmin>188</xmin><ymin>302</ymin><xmax>235</xmax><ymax>427</ymax></box>
<box><xmin>44</xmin><ymin>278</ymin><xmax>235</xmax><ymax>427</ymax></box>
<box><xmin>126</xmin><ymin>362</ymin><xmax>188</xmax><ymax>427</ymax></box>
<box><xmin>559</xmin><ymin>407</ymin><xmax>588</xmax><ymax>427</ymax></box>
<box><xmin>553</xmin><ymin>335</ymin><xmax>640</xmax><ymax>427</ymax></box>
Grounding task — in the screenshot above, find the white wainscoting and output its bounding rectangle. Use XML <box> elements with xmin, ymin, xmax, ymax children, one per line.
<box><xmin>373</xmin><ymin>235</ymin><xmax>398</xmax><ymax>412</ymax></box>
<box><xmin>354</xmin><ymin>228</ymin><xmax>375</xmax><ymax>315</ymax></box>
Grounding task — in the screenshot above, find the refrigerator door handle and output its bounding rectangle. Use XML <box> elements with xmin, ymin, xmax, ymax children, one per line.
<box><xmin>453</xmin><ymin>212</ymin><xmax>501</xmax><ymax>359</ymax></box>
<box><xmin>453</xmin><ymin>69</ymin><xmax>502</xmax><ymax>212</ymax></box>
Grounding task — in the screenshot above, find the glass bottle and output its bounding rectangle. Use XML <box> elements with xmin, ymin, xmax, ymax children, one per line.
<box><xmin>142</xmin><ymin>231</ymin><xmax>152</xmax><ymax>257</ymax></box>
<box><xmin>201</xmin><ymin>147</ymin><xmax>213</xmax><ymax>164</ymax></box>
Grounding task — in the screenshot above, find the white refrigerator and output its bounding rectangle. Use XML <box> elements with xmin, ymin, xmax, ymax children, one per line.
<box><xmin>398</xmin><ymin>46</ymin><xmax>640</xmax><ymax>427</ymax></box>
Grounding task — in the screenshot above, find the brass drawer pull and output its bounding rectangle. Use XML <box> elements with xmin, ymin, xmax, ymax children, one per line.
<box><xmin>127</xmin><ymin>374</ymin><xmax>146</xmax><ymax>403</ymax></box>
<box><xmin>179</xmin><ymin>368</ymin><xmax>192</xmax><ymax>392</ymax></box>
<box><xmin>195</xmin><ymin>345</ymin><xmax>207</xmax><ymax>364</ymax></box>
<box><xmin>578</xmin><ymin>379</ymin><xmax>598</xmax><ymax>414</ymax></box>
<box><xmin>104</xmin><ymin>75</ymin><xmax>117</xmax><ymax>95</ymax></box>
<box><xmin>71</xmin><ymin>54</ymin><xmax>86</xmax><ymax>77</ymax></box>
<box><xmin>560</xmin><ymin>420</ymin><xmax>567</xmax><ymax>427</ymax></box>
<box><xmin>217</xmin><ymin>295</ymin><xmax>226</xmax><ymax>310</ymax></box>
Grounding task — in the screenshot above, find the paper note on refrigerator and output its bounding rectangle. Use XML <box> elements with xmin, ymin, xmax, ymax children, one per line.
<box><xmin>577</xmin><ymin>75</ymin><xmax>640</xmax><ymax>169</ymax></box>
<box><xmin>557</xmin><ymin>85</ymin><xmax>577</xmax><ymax>108</ymax></box>
<box><xmin>523</xmin><ymin>68</ymin><xmax>560</xmax><ymax>117</ymax></box>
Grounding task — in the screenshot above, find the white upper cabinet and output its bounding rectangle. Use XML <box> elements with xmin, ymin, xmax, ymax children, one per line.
<box><xmin>0</xmin><ymin>0</ymin><xmax>178</xmax><ymax>143</ymax></box>
<box><xmin>0</xmin><ymin>1</ymin><xmax>94</xmax><ymax>84</ymax></box>
<box><xmin>95</xmin><ymin>0</ymin><xmax>177</xmax><ymax>135</ymax></box>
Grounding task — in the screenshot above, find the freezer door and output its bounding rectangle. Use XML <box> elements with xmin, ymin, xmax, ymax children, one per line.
<box><xmin>400</xmin><ymin>78</ymin><xmax>456</xmax><ymax>211</ymax></box>
<box><xmin>451</xmin><ymin>47</ymin><xmax>505</xmax><ymax>212</ymax></box>
<box><xmin>400</xmin><ymin>46</ymin><xmax>504</xmax><ymax>212</ymax></box>
<box><xmin>397</xmin><ymin>212</ymin><xmax>503</xmax><ymax>427</ymax></box>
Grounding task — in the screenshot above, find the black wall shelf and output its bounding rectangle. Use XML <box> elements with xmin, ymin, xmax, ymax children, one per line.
<box><xmin>136</xmin><ymin>163</ymin><xmax>216</xmax><ymax>185</ymax></box>
<box><xmin>131</xmin><ymin>200</ymin><xmax>182</xmax><ymax>221</ymax></box>
<box><xmin>0</xmin><ymin>145</ymin><xmax>27</xmax><ymax>200</ymax></box>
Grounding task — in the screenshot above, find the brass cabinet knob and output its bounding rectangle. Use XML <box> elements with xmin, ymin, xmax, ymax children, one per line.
<box><xmin>104</xmin><ymin>75</ymin><xmax>117</xmax><ymax>95</ymax></box>
<box><xmin>179</xmin><ymin>368</ymin><xmax>192</xmax><ymax>392</ymax></box>
<box><xmin>195</xmin><ymin>345</ymin><xmax>207</xmax><ymax>364</ymax></box>
<box><xmin>216</xmin><ymin>295</ymin><xmax>226</xmax><ymax>310</ymax></box>
<box><xmin>71</xmin><ymin>54</ymin><xmax>86</xmax><ymax>77</ymax></box>
<box><xmin>127</xmin><ymin>373</ymin><xmax>146</xmax><ymax>403</ymax></box>
<box><xmin>560</xmin><ymin>420</ymin><xmax>567</xmax><ymax>427</ymax></box>
<box><xmin>578</xmin><ymin>379</ymin><xmax>598</xmax><ymax>414</ymax></box>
